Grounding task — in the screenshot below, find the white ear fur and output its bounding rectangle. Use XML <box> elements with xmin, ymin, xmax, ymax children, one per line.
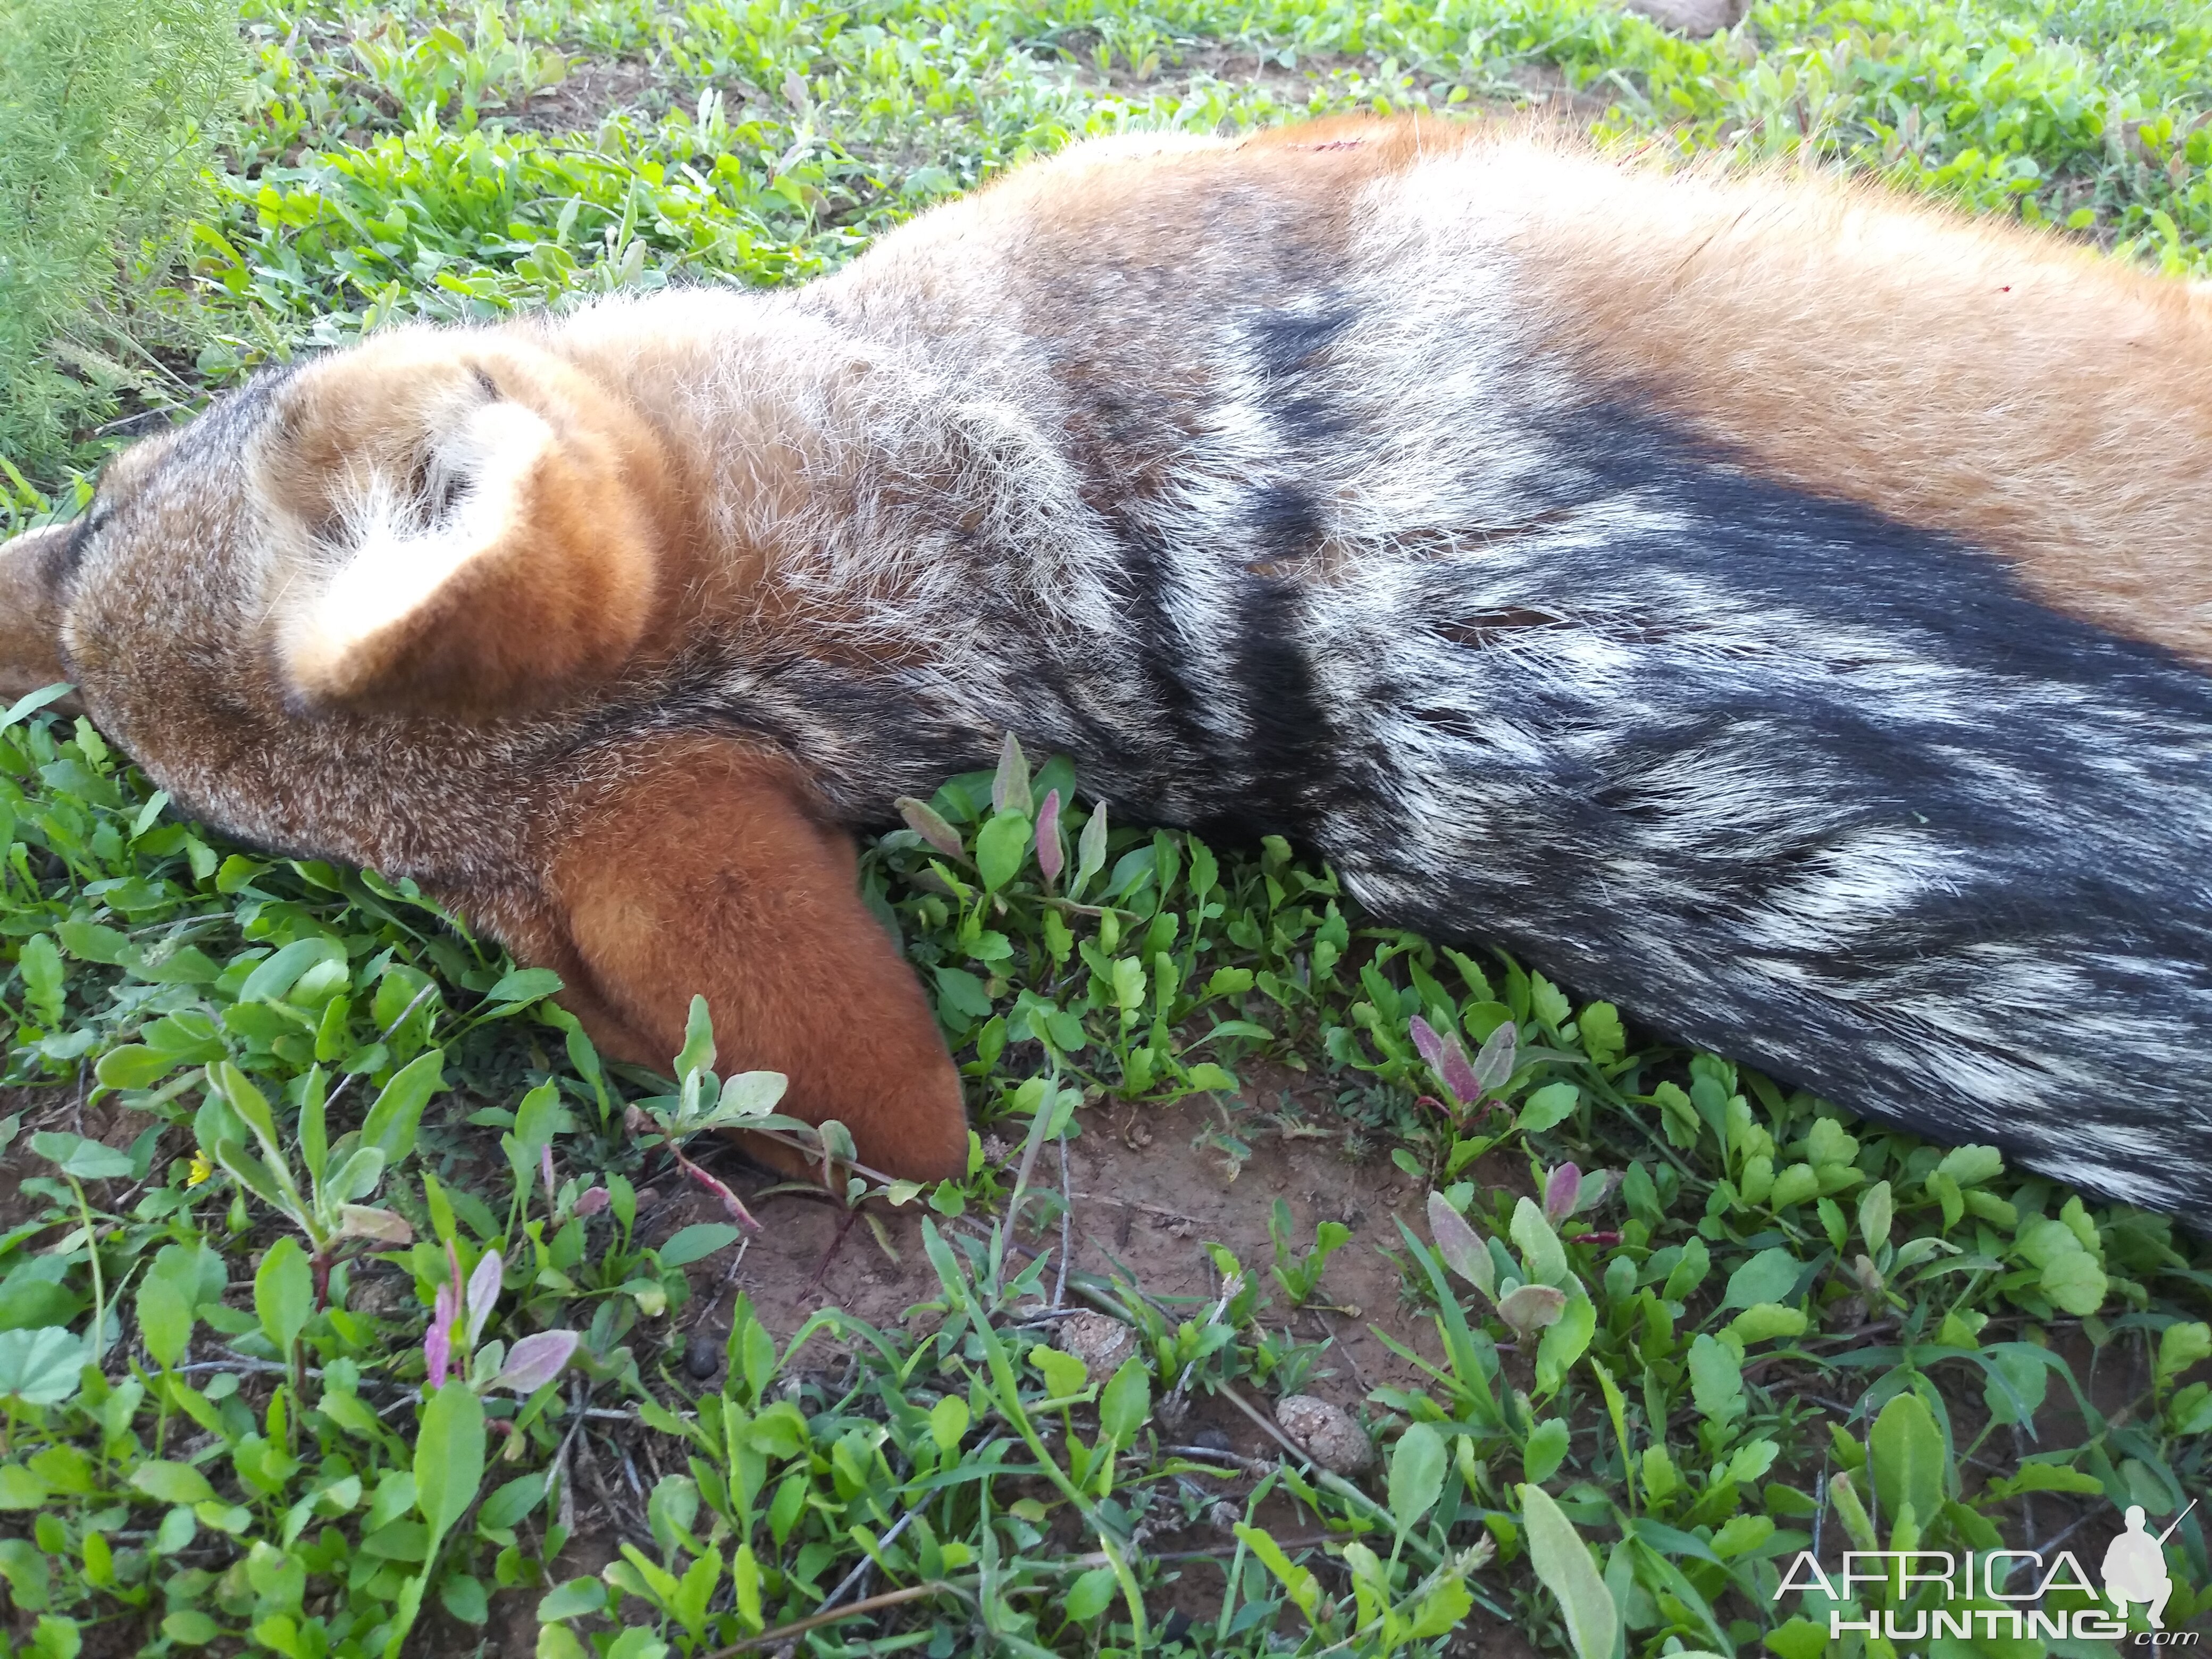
<box><xmin>280</xmin><ymin>400</ymin><xmax>555</xmax><ymax>700</ymax></box>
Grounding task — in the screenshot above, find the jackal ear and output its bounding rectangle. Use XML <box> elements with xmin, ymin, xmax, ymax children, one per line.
<box><xmin>481</xmin><ymin>738</ymin><xmax>973</xmax><ymax>1184</ymax></box>
<box><xmin>276</xmin><ymin>399</ymin><xmax>659</xmax><ymax>713</ymax></box>
<box><xmin>0</xmin><ymin>524</ymin><xmax>80</xmax><ymax>711</ymax></box>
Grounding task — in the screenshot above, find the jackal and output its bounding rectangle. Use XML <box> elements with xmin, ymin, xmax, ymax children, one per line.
<box><xmin>4</xmin><ymin>116</ymin><xmax>2209</xmax><ymax>1203</ymax></box>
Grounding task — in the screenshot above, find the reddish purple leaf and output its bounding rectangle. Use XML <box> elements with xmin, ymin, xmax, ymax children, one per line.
<box><xmin>895</xmin><ymin>795</ymin><xmax>966</xmax><ymax>862</ymax></box>
<box><xmin>1410</xmin><ymin>1015</ymin><xmax>1481</xmax><ymax>1108</ymax></box>
<box><xmin>1543</xmin><ymin>1163</ymin><xmax>1582</xmax><ymax>1226</ymax></box>
<box><xmin>1427</xmin><ymin>1191</ymin><xmax>1495</xmax><ymax>1300</ymax></box>
<box><xmin>1409</xmin><ymin>1015</ymin><xmax>1447</xmax><ymax>1073</ymax></box>
<box><xmin>675</xmin><ymin>1145</ymin><xmax>760</xmax><ymax>1231</ymax></box>
<box><xmin>539</xmin><ymin>1144</ymin><xmax>556</xmax><ymax>1201</ymax></box>
<box><xmin>573</xmin><ymin>1186</ymin><xmax>610</xmax><ymax>1218</ymax></box>
<box><xmin>426</xmin><ymin>1278</ymin><xmax>456</xmax><ymax>1390</ymax></box>
<box><xmin>495</xmin><ymin>1329</ymin><xmax>580</xmax><ymax>1395</ymax></box>
<box><xmin>465</xmin><ymin>1248</ymin><xmax>503</xmax><ymax>1346</ymax></box>
<box><xmin>1035</xmin><ymin>790</ymin><xmax>1064</xmax><ymax>889</ymax></box>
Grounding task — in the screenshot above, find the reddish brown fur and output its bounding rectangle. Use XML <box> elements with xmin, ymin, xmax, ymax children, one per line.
<box><xmin>472</xmin><ymin>736</ymin><xmax>969</xmax><ymax>1182</ymax></box>
<box><xmin>274</xmin><ymin>335</ymin><xmax>683</xmax><ymax>713</ymax></box>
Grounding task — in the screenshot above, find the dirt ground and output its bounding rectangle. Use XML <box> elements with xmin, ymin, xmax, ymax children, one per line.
<box><xmin>653</xmin><ymin>1070</ymin><xmax>1502</xmax><ymax>1411</ymax></box>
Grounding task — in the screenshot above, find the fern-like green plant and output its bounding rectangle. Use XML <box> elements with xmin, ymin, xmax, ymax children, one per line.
<box><xmin>0</xmin><ymin>0</ymin><xmax>240</xmax><ymax>504</ymax></box>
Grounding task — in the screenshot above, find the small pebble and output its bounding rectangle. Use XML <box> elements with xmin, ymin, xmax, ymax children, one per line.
<box><xmin>1276</xmin><ymin>1394</ymin><xmax>1373</xmax><ymax>1474</ymax></box>
<box><xmin>1191</xmin><ymin>1425</ymin><xmax>1233</xmax><ymax>1453</ymax></box>
<box><xmin>683</xmin><ymin>1330</ymin><xmax>723</xmax><ymax>1380</ymax></box>
<box><xmin>1054</xmin><ymin>1309</ymin><xmax>1136</xmax><ymax>1385</ymax></box>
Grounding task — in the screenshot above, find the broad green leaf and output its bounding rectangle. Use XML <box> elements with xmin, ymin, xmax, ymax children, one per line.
<box><xmin>1509</xmin><ymin>1196</ymin><xmax>1570</xmax><ymax>1288</ymax></box>
<box><xmin>239</xmin><ymin>936</ymin><xmax>346</xmax><ymax>1003</ymax></box>
<box><xmin>929</xmin><ymin>1395</ymin><xmax>969</xmax><ymax>1454</ymax></box>
<box><xmin>136</xmin><ymin>1275</ymin><xmax>192</xmax><ymax>1371</ymax></box>
<box><xmin>538</xmin><ymin>1578</ymin><xmax>606</xmax><ymax>1621</ymax></box>
<box><xmin>1065</xmin><ymin>1566</ymin><xmax>1118</xmax><ymax>1622</ymax></box>
<box><xmin>27</xmin><ymin>1130</ymin><xmax>132</xmax><ymax>1180</ymax></box>
<box><xmin>1033</xmin><ymin>1344</ymin><xmax>1089</xmax><ymax>1400</ymax></box>
<box><xmin>1520</xmin><ymin>1482</ymin><xmax>1619</xmax><ymax>1659</ymax></box>
<box><xmin>57</xmin><ymin>920</ymin><xmax>136</xmax><ymax>966</ymax></box>
<box><xmin>672</xmin><ymin>995</ymin><xmax>716</xmax><ymax>1081</ymax></box>
<box><xmin>1858</xmin><ymin>1180</ymin><xmax>1894</xmax><ymax>1253</ymax></box>
<box><xmin>479</xmin><ymin>1474</ymin><xmax>547</xmax><ymax>1531</ymax></box>
<box><xmin>94</xmin><ymin>1046</ymin><xmax>181</xmax><ymax>1090</ymax></box>
<box><xmin>358</xmin><ymin>1050</ymin><xmax>445</xmax><ymax>1165</ymax></box>
<box><xmin>440</xmin><ymin>1573</ymin><xmax>490</xmax><ymax>1624</ymax></box>
<box><xmin>1577</xmin><ymin>1002</ymin><xmax>1624</xmax><ymax>1065</ymax></box>
<box><xmin>1073</xmin><ymin>800</ymin><xmax>1109</xmax><ymax>899</ymax></box>
<box><xmin>1522</xmin><ymin>1418</ymin><xmax>1570</xmax><ymax>1484</ymax></box>
<box><xmin>1389</xmin><ymin>1422</ymin><xmax>1447</xmax><ymax>1533</ymax></box>
<box><xmin>18</xmin><ymin>934</ymin><xmax>62</xmax><ymax>1024</ymax></box>
<box><xmin>0</xmin><ymin>1327</ymin><xmax>81</xmax><ymax>1405</ymax></box>
<box><xmin>255</xmin><ymin>1237</ymin><xmax>312</xmax><ymax>1355</ymax></box>
<box><xmin>482</xmin><ymin>968</ymin><xmax>562</xmax><ymax>1007</ymax></box>
<box><xmin>2158</xmin><ymin>1321</ymin><xmax>2211</xmax><ymax>1387</ymax></box>
<box><xmin>1535</xmin><ymin>1292</ymin><xmax>1597</xmax><ymax>1394</ymax></box>
<box><xmin>974</xmin><ymin>810</ymin><xmax>1033</xmax><ymax>892</ymax></box>
<box><xmin>322</xmin><ymin>1146</ymin><xmax>388</xmax><ymax>1206</ymax></box>
<box><xmin>1516</xmin><ymin>1081</ymin><xmax>1579</xmax><ymax>1134</ymax></box>
<box><xmin>1766</xmin><ymin>1618</ymin><xmax>1830</xmax><ymax>1659</ymax></box>
<box><xmin>130</xmin><ymin>1461</ymin><xmax>216</xmax><ymax>1505</ymax></box>
<box><xmin>1687</xmin><ymin>1334</ymin><xmax>1745</xmax><ymax>1426</ymax></box>
<box><xmin>414</xmin><ymin>1384</ymin><xmax>486</xmax><ymax>1541</ymax></box>
<box><xmin>512</xmin><ymin>1083</ymin><xmax>562</xmax><ymax>1152</ymax></box>
<box><xmin>2039</xmin><ymin>1250</ymin><xmax>2108</xmax><ymax>1316</ymax></box>
<box><xmin>1727</xmin><ymin>1303</ymin><xmax>1808</xmax><ymax>1346</ymax></box>
<box><xmin>1934</xmin><ymin>1144</ymin><xmax>2003</xmax><ymax>1187</ymax></box>
<box><xmin>1721</xmin><ymin>1246</ymin><xmax>1799</xmax><ymax>1311</ymax></box>
<box><xmin>1099</xmin><ymin>1356</ymin><xmax>1149</xmax><ymax>1446</ymax></box>
<box><xmin>1870</xmin><ymin>1390</ymin><xmax>1947</xmax><ymax>1524</ymax></box>
<box><xmin>162</xmin><ymin>1611</ymin><xmax>220</xmax><ymax>1647</ymax></box>
<box><xmin>657</xmin><ymin>1224</ymin><xmax>742</xmax><ymax>1267</ymax></box>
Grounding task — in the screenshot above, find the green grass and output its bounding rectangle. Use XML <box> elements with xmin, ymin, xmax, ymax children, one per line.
<box><xmin>1</xmin><ymin>2</ymin><xmax>2210</xmax><ymax>1656</ymax></box>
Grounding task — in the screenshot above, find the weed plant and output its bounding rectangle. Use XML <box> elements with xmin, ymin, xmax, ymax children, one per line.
<box><xmin>0</xmin><ymin>1</ymin><xmax>2208</xmax><ymax>1656</ymax></box>
<box><xmin>0</xmin><ymin>0</ymin><xmax>241</xmax><ymax>488</ymax></box>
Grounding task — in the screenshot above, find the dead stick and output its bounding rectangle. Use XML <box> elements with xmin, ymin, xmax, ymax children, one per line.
<box><xmin>697</xmin><ymin>1580</ymin><xmax>961</xmax><ymax>1657</ymax></box>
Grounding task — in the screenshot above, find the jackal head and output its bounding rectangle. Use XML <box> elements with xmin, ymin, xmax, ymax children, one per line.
<box><xmin>0</xmin><ymin>323</ymin><xmax>970</xmax><ymax>1181</ymax></box>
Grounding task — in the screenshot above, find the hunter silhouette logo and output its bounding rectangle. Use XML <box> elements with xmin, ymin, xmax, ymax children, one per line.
<box><xmin>1776</xmin><ymin>1498</ymin><xmax>2200</xmax><ymax>1644</ymax></box>
<box><xmin>2104</xmin><ymin>1503</ymin><xmax>2195</xmax><ymax>1630</ymax></box>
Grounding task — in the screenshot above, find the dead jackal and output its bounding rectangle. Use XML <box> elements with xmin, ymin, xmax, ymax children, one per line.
<box><xmin>5</xmin><ymin>116</ymin><xmax>2210</xmax><ymax>1203</ymax></box>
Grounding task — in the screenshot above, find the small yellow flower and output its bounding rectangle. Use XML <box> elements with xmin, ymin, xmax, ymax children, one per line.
<box><xmin>185</xmin><ymin>1151</ymin><xmax>213</xmax><ymax>1188</ymax></box>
